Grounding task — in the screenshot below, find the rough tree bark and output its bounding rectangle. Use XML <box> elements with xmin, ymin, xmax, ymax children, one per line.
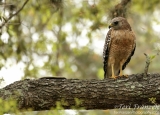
<box><xmin>0</xmin><ymin>73</ymin><xmax>160</xmax><ymax>111</ymax></box>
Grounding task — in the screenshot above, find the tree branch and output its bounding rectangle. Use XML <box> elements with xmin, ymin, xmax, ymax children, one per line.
<box><xmin>0</xmin><ymin>73</ymin><xmax>160</xmax><ymax>111</ymax></box>
<box><xmin>0</xmin><ymin>0</ymin><xmax>29</xmax><ymax>29</ymax></box>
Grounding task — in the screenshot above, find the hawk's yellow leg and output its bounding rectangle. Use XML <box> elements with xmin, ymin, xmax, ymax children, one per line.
<box><xmin>110</xmin><ymin>64</ymin><xmax>117</xmax><ymax>79</ymax></box>
<box><xmin>119</xmin><ymin>62</ymin><xmax>123</xmax><ymax>76</ymax></box>
<box><xmin>119</xmin><ymin>61</ymin><xmax>128</xmax><ymax>77</ymax></box>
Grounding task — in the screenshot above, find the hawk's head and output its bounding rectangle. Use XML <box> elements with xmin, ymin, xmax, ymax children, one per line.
<box><xmin>109</xmin><ymin>17</ymin><xmax>131</xmax><ymax>30</ymax></box>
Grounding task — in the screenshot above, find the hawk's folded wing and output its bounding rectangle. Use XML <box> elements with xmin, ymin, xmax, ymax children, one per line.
<box><xmin>103</xmin><ymin>29</ymin><xmax>112</xmax><ymax>78</ymax></box>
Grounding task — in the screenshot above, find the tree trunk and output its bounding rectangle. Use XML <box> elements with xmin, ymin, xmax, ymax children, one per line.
<box><xmin>0</xmin><ymin>73</ymin><xmax>160</xmax><ymax>111</ymax></box>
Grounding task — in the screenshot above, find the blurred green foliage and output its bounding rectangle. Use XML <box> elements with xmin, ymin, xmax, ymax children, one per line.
<box><xmin>0</xmin><ymin>0</ymin><xmax>159</xmax><ymax>80</ymax></box>
<box><xmin>0</xmin><ymin>98</ymin><xmax>18</xmax><ymax>114</ymax></box>
<box><xmin>0</xmin><ymin>0</ymin><xmax>160</xmax><ymax>114</ymax></box>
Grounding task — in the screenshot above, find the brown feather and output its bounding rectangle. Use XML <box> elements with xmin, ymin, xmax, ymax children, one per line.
<box><xmin>122</xmin><ymin>45</ymin><xmax>136</xmax><ymax>70</ymax></box>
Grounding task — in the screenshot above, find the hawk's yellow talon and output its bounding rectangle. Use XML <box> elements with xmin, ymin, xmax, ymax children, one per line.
<box><xmin>119</xmin><ymin>74</ymin><xmax>128</xmax><ymax>77</ymax></box>
<box><xmin>124</xmin><ymin>74</ymin><xmax>128</xmax><ymax>77</ymax></box>
<box><xmin>110</xmin><ymin>76</ymin><xmax>118</xmax><ymax>79</ymax></box>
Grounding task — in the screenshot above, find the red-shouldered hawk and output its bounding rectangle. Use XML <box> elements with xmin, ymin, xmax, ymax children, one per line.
<box><xmin>103</xmin><ymin>17</ymin><xmax>136</xmax><ymax>79</ymax></box>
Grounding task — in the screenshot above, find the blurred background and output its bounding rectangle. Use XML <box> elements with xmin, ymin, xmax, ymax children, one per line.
<box><xmin>0</xmin><ymin>0</ymin><xmax>160</xmax><ymax>114</ymax></box>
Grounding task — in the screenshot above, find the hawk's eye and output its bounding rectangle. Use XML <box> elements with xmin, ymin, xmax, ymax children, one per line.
<box><xmin>114</xmin><ymin>21</ymin><xmax>118</xmax><ymax>25</ymax></box>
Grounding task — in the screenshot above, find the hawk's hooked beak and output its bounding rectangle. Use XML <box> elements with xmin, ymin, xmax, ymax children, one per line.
<box><xmin>109</xmin><ymin>23</ymin><xmax>114</xmax><ymax>29</ymax></box>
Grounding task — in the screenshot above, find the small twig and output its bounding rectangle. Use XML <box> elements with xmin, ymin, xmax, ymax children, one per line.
<box><xmin>0</xmin><ymin>0</ymin><xmax>29</xmax><ymax>29</ymax></box>
<box><xmin>144</xmin><ymin>53</ymin><xmax>150</xmax><ymax>77</ymax></box>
